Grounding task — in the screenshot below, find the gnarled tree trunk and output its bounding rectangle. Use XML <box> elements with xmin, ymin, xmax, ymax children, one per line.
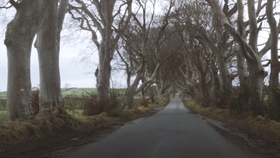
<box><xmin>247</xmin><ymin>63</ymin><xmax>266</xmax><ymax>115</ymax></box>
<box><xmin>4</xmin><ymin>0</ymin><xmax>49</xmax><ymax>120</ymax></box>
<box><xmin>36</xmin><ymin>0</ymin><xmax>68</xmax><ymax>112</ymax></box>
<box><xmin>266</xmin><ymin>0</ymin><xmax>280</xmax><ymax>120</ymax></box>
<box><xmin>97</xmin><ymin>40</ymin><xmax>114</xmax><ymax>107</ymax></box>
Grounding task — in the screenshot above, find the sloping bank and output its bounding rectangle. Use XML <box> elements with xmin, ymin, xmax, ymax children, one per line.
<box><xmin>183</xmin><ymin>97</ymin><xmax>280</xmax><ymax>157</ymax></box>
<box><xmin>0</xmin><ymin>98</ymin><xmax>169</xmax><ymax>154</ymax></box>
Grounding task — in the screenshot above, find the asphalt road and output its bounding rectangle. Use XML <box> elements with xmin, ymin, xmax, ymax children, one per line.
<box><xmin>65</xmin><ymin>95</ymin><xmax>253</xmax><ymax>158</ymax></box>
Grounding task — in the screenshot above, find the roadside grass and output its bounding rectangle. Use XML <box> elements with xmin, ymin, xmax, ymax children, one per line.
<box><xmin>184</xmin><ymin>97</ymin><xmax>280</xmax><ymax>144</ymax></box>
<box><xmin>0</xmin><ymin>96</ymin><xmax>168</xmax><ymax>153</ymax></box>
<box><xmin>0</xmin><ymin>110</ymin><xmax>6</xmax><ymax>122</ymax></box>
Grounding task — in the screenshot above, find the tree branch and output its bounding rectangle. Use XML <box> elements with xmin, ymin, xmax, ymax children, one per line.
<box><xmin>9</xmin><ymin>0</ymin><xmax>19</xmax><ymax>9</ymax></box>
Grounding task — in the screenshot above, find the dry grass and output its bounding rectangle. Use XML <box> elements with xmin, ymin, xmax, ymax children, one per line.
<box><xmin>184</xmin><ymin>97</ymin><xmax>280</xmax><ymax>143</ymax></box>
<box><xmin>0</xmin><ymin>97</ymin><xmax>169</xmax><ymax>153</ymax></box>
<box><xmin>0</xmin><ymin>110</ymin><xmax>6</xmax><ymax>121</ymax></box>
<box><xmin>0</xmin><ymin>110</ymin><xmax>84</xmax><ymax>148</ymax></box>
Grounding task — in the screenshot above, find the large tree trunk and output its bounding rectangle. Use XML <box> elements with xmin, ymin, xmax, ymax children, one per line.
<box><xmin>125</xmin><ymin>84</ymin><xmax>138</xmax><ymax>109</ymax></box>
<box><xmin>210</xmin><ymin>59</ymin><xmax>220</xmax><ymax>106</ymax></box>
<box><xmin>247</xmin><ymin>63</ymin><xmax>265</xmax><ymax>116</ymax></box>
<box><xmin>4</xmin><ymin>0</ymin><xmax>48</xmax><ymax>120</ymax></box>
<box><xmin>216</xmin><ymin>49</ymin><xmax>231</xmax><ymax>108</ymax></box>
<box><xmin>125</xmin><ymin>67</ymin><xmax>144</xmax><ymax>109</ymax></box>
<box><xmin>236</xmin><ymin>51</ymin><xmax>249</xmax><ymax>105</ymax></box>
<box><xmin>246</xmin><ymin>0</ymin><xmax>265</xmax><ymax>116</ymax></box>
<box><xmin>97</xmin><ymin>40</ymin><xmax>114</xmax><ymax>107</ymax></box>
<box><xmin>36</xmin><ymin>0</ymin><xmax>68</xmax><ymax>112</ymax></box>
<box><xmin>217</xmin><ymin>50</ymin><xmax>231</xmax><ymax>98</ymax></box>
<box><xmin>200</xmin><ymin>72</ymin><xmax>208</xmax><ymax>107</ymax></box>
<box><xmin>235</xmin><ymin>0</ymin><xmax>249</xmax><ymax>111</ymax></box>
<box><xmin>266</xmin><ymin>0</ymin><xmax>280</xmax><ymax>120</ymax></box>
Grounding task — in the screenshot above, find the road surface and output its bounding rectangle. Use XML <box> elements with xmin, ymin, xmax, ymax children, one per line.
<box><xmin>65</xmin><ymin>95</ymin><xmax>254</xmax><ymax>158</ymax></box>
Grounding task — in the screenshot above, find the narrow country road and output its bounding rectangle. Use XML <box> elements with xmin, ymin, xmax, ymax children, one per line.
<box><xmin>65</xmin><ymin>95</ymin><xmax>254</xmax><ymax>158</ymax></box>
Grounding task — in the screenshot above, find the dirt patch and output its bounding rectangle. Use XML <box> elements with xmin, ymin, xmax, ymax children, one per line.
<box><xmin>0</xmin><ymin>108</ymin><xmax>163</xmax><ymax>158</ymax></box>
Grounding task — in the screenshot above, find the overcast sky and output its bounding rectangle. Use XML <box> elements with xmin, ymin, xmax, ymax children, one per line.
<box><xmin>0</xmin><ymin>18</ymin><xmax>103</xmax><ymax>92</ymax></box>
<box><xmin>0</xmin><ymin>6</ymin><xmax>130</xmax><ymax>92</ymax></box>
<box><xmin>0</xmin><ymin>35</ymin><xmax>101</xmax><ymax>92</ymax></box>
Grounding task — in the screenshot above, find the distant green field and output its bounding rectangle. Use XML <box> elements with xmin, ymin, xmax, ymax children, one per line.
<box><xmin>0</xmin><ymin>88</ymin><xmax>128</xmax><ymax>99</ymax></box>
<box><xmin>0</xmin><ymin>91</ymin><xmax>7</xmax><ymax>99</ymax></box>
<box><xmin>61</xmin><ymin>88</ymin><xmax>97</xmax><ymax>97</ymax></box>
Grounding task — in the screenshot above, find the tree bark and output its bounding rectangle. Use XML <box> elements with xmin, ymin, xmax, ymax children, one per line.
<box><xmin>246</xmin><ymin>0</ymin><xmax>265</xmax><ymax>116</ymax></box>
<box><xmin>266</xmin><ymin>0</ymin><xmax>280</xmax><ymax>120</ymax></box>
<box><xmin>247</xmin><ymin>63</ymin><xmax>265</xmax><ymax>115</ymax></box>
<box><xmin>235</xmin><ymin>0</ymin><xmax>249</xmax><ymax>111</ymax></box>
<box><xmin>200</xmin><ymin>72</ymin><xmax>209</xmax><ymax>107</ymax></box>
<box><xmin>216</xmin><ymin>48</ymin><xmax>231</xmax><ymax>99</ymax></box>
<box><xmin>36</xmin><ymin>0</ymin><xmax>68</xmax><ymax>112</ymax></box>
<box><xmin>210</xmin><ymin>59</ymin><xmax>220</xmax><ymax>106</ymax></box>
<box><xmin>97</xmin><ymin>39</ymin><xmax>114</xmax><ymax>106</ymax></box>
<box><xmin>4</xmin><ymin>0</ymin><xmax>49</xmax><ymax>120</ymax></box>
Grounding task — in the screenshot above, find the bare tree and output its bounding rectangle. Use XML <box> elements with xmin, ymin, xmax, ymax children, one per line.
<box><xmin>68</xmin><ymin>0</ymin><xmax>133</xmax><ymax>106</ymax></box>
<box><xmin>175</xmin><ymin>0</ymin><xmax>218</xmax><ymax>106</ymax></box>
<box><xmin>117</xmin><ymin>0</ymin><xmax>183</xmax><ymax>108</ymax></box>
<box><xmin>4</xmin><ymin>0</ymin><xmax>49</xmax><ymax>120</ymax></box>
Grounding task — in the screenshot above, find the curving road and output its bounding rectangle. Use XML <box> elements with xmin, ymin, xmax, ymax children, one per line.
<box><xmin>65</xmin><ymin>95</ymin><xmax>254</xmax><ymax>158</ymax></box>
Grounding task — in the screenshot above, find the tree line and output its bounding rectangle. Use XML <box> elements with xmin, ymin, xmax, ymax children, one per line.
<box><xmin>1</xmin><ymin>0</ymin><xmax>280</xmax><ymax>121</ymax></box>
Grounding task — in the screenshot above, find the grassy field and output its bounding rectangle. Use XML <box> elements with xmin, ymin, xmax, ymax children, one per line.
<box><xmin>61</xmin><ymin>88</ymin><xmax>97</xmax><ymax>97</ymax></box>
<box><xmin>0</xmin><ymin>92</ymin><xmax>6</xmax><ymax>99</ymax></box>
<box><xmin>0</xmin><ymin>88</ymin><xmax>98</xmax><ymax>99</ymax></box>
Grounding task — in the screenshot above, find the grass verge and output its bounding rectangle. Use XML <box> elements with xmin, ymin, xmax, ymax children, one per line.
<box><xmin>0</xmin><ymin>97</ymin><xmax>168</xmax><ymax>153</ymax></box>
<box><xmin>0</xmin><ymin>110</ymin><xmax>6</xmax><ymax>122</ymax></box>
<box><xmin>183</xmin><ymin>97</ymin><xmax>280</xmax><ymax>144</ymax></box>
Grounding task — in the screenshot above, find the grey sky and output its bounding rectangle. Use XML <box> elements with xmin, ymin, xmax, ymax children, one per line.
<box><xmin>0</xmin><ymin>34</ymin><xmax>99</xmax><ymax>92</ymax></box>
<box><xmin>0</xmin><ymin>3</ymin><xmax>106</xmax><ymax>92</ymax></box>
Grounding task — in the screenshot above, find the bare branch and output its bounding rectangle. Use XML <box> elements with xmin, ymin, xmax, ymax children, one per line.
<box><xmin>9</xmin><ymin>0</ymin><xmax>19</xmax><ymax>9</ymax></box>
